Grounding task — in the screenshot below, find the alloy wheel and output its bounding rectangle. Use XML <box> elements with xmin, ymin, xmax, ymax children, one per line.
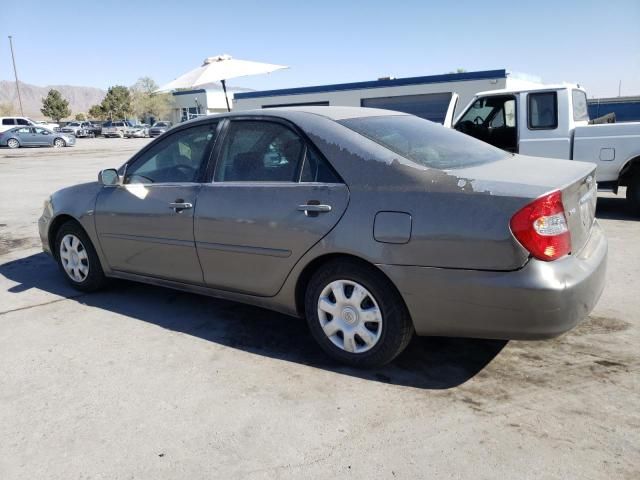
<box><xmin>7</xmin><ymin>138</ymin><xmax>19</xmax><ymax>149</ymax></box>
<box><xmin>317</xmin><ymin>279</ymin><xmax>383</xmax><ymax>353</ymax></box>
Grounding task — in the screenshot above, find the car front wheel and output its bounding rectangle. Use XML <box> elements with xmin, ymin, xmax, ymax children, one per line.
<box><xmin>304</xmin><ymin>259</ymin><xmax>414</xmax><ymax>367</ymax></box>
<box><xmin>53</xmin><ymin>138</ymin><xmax>66</xmax><ymax>148</ymax></box>
<box><xmin>55</xmin><ymin>221</ymin><xmax>107</xmax><ymax>292</ymax></box>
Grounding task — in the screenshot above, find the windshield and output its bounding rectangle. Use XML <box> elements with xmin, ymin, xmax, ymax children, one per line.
<box><xmin>68</xmin><ymin>122</ymin><xmax>81</xmax><ymax>127</ymax></box>
<box><xmin>339</xmin><ymin>115</ymin><xmax>509</xmax><ymax>170</ymax></box>
<box><xmin>154</xmin><ymin>122</ymin><xmax>169</xmax><ymax>127</ymax></box>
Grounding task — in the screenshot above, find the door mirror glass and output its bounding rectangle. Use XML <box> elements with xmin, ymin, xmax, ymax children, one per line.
<box><xmin>99</xmin><ymin>168</ymin><xmax>120</xmax><ymax>186</ymax></box>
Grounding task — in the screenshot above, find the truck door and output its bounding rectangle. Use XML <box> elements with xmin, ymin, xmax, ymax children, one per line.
<box><xmin>518</xmin><ymin>90</ymin><xmax>571</xmax><ymax>159</ymax></box>
<box><xmin>454</xmin><ymin>95</ymin><xmax>518</xmax><ymax>153</ymax></box>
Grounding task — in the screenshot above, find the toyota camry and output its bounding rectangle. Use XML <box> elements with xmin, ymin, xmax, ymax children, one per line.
<box><xmin>39</xmin><ymin>107</ymin><xmax>607</xmax><ymax>367</ymax></box>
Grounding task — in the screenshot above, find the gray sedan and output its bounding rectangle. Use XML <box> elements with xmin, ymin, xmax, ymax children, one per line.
<box><xmin>38</xmin><ymin>107</ymin><xmax>607</xmax><ymax>367</ymax></box>
<box><xmin>0</xmin><ymin>126</ymin><xmax>75</xmax><ymax>148</ymax></box>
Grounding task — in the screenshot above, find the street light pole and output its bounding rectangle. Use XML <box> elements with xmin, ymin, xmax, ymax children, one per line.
<box><xmin>8</xmin><ymin>35</ymin><xmax>24</xmax><ymax>116</ymax></box>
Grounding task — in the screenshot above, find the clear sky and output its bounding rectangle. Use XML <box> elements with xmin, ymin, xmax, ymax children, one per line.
<box><xmin>1</xmin><ymin>0</ymin><xmax>639</xmax><ymax>98</ymax></box>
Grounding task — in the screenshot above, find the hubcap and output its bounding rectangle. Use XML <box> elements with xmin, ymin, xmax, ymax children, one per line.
<box><xmin>317</xmin><ymin>279</ymin><xmax>382</xmax><ymax>354</ymax></box>
<box><xmin>59</xmin><ymin>234</ymin><xmax>89</xmax><ymax>282</ymax></box>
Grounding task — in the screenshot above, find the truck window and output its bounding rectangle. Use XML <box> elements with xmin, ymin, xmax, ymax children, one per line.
<box><xmin>2</xmin><ymin>118</ymin><xmax>15</xmax><ymax>125</ymax></box>
<box><xmin>16</xmin><ymin>118</ymin><xmax>30</xmax><ymax>125</ymax></box>
<box><xmin>572</xmin><ymin>90</ymin><xmax>589</xmax><ymax>122</ymax></box>
<box><xmin>528</xmin><ymin>92</ymin><xmax>558</xmax><ymax>130</ymax></box>
<box><xmin>454</xmin><ymin>95</ymin><xmax>518</xmax><ymax>153</ymax></box>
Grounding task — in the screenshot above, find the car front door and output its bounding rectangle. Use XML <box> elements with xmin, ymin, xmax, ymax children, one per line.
<box><xmin>194</xmin><ymin>118</ymin><xmax>349</xmax><ymax>296</ymax></box>
<box><xmin>33</xmin><ymin>127</ymin><xmax>52</xmax><ymax>145</ymax></box>
<box><xmin>94</xmin><ymin>121</ymin><xmax>219</xmax><ymax>284</ymax></box>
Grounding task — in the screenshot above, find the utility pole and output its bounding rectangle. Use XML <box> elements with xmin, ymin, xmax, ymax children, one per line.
<box><xmin>618</xmin><ymin>80</ymin><xmax>622</xmax><ymax>97</ymax></box>
<box><xmin>8</xmin><ymin>35</ymin><xmax>24</xmax><ymax>116</ymax></box>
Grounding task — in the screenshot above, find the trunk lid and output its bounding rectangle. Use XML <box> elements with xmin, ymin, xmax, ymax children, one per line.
<box><xmin>452</xmin><ymin>154</ymin><xmax>597</xmax><ymax>256</ymax></box>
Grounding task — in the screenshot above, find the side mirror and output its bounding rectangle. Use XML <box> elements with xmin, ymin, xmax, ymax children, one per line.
<box><xmin>99</xmin><ymin>168</ymin><xmax>120</xmax><ymax>186</ymax></box>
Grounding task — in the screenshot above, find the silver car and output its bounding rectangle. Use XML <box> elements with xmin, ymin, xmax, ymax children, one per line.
<box><xmin>148</xmin><ymin>121</ymin><xmax>172</xmax><ymax>138</ymax></box>
<box><xmin>38</xmin><ymin>107</ymin><xmax>607</xmax><ymax>367</ymax></box>
<box><xmin>0</xmin><ymin>126</ymin><xmax>75</xmax><ymax>148</ymax></box>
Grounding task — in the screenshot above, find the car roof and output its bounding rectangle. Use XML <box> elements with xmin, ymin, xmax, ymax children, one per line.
<box><xmin>179</xmin><ymin>106</ymin><xmax>408</xmax><ymax>129</ymax></box>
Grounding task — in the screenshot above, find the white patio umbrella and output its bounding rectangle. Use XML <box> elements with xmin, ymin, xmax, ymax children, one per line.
<box><xmin>155</xmin><ymin>54</ymin><xmax>288</xmax><ymax>111</ymax></box>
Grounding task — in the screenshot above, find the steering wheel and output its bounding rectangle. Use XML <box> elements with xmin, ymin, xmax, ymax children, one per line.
<box><xmin>175</xmin><ymin>164</ymin><xmax>197</xmax><ymax>181</ymax></box>
<box><xmin>473</xmin><ymin>116</ymin><xmax>484</xmax><ymax>125</ymax></box>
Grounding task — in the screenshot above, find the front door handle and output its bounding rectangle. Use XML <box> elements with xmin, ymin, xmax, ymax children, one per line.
<box><xmin>169</xmin><ymin>200</ymin><xmax>193</xmax><ymax>212</ymax></box>
<box><xmin>297</xmin><ymin>203</ymin><xmax>332</xmax><ymax>217</ymax></box>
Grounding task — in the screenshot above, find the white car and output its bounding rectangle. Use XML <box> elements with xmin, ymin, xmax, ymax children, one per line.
<box><xmin>0</xmin><ymin>116</ymin><xmax>59</xmax><ymax>132</ymax></box>
<box><xmin>452</xmin><ymin>85</ymin><xmax>640</xmax><ymax>213</ymax></box>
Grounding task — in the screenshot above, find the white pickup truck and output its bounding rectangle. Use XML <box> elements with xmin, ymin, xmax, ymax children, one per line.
<box><xmin>451</xmin><ymin>85</ymin><xmax>640</xmax><ymax>213</ymax></box>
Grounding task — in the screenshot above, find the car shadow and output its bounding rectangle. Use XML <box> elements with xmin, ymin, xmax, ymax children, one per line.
<box><xmin>0</xmin><ymin>252</ymin><xmax>506</xmax><ymax>390</ymax></box>
<box><xmin>596</xmin><ymin>194</ymin><xmax>638</xmax><ymax>221</ymax></box>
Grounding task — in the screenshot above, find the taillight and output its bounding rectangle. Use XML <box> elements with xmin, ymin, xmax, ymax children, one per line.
<box><xmin>510</xmin><ymin>190</ymin><xmax>571</xmax><ymax>261</ymax></box>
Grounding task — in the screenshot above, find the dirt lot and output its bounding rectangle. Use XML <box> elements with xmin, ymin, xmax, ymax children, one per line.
<box><xmin>0</xmin><ymin>138</ymin><xmax>638</xmax><ymax>479</ymax></box>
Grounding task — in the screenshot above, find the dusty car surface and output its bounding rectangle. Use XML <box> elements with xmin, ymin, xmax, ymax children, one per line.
<box><xmin>39</xmin><ymin>107</ymin><xmax>607</xmax><ymax>367</ymax></box>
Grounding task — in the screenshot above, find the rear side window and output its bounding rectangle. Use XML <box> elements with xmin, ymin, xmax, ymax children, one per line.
<box><xmin>2</xmin><ymin>118</ymin><xmax>15</xmax><ymax>125</ymax></box>
<box><xmin>300</xmin><ymin>147</ymin><xmax>341</xmax><ymax>183</ymax></box>
<box><xmin>215</xmin><ymin>121</ymin><xmax>305</xmax><ymax>182</ymax></box>
<box><xmin>339</xmin><ymin>115</ymin><xmax>509</xmax><ymax>170</ymax></box>
<box><xmin>572</xmin><ymin>90</ymin><xmax>589</xmax><ymax>122</ymax></box>
<box><xmin>528</xmin><ymin>92</ymin><xmax>558</xmax><ymax>130</ymax></box>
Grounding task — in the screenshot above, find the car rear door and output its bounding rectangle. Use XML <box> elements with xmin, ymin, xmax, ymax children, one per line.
<box><xmin>94</xmin><ymin>121</ymin><xmax>219</xmax><ymax>284</ymax></box>
<box><xmin>194</xmin><ymin>118</ymin><xmax>349</xmax><ymax>296</ymax></box>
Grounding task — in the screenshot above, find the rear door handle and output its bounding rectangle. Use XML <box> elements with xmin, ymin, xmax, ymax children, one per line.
<box><xmin>297</xmin><ymin>203</ymin><xmax>332</xmax><ymax>216</ymax></box>
<box><xmin>169</xmin><ymin>201</ymin><xmax>193</xmax><ymax>212</ymax></box>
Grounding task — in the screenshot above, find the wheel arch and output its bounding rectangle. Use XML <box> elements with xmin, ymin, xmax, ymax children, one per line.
<box><xmin>293</xmin><ymin>252</ymin><xmax>407</xmax><ymax>318</ymax></box>
<box><xmin>618</xmin><ymin>155</ymin><xmax>640</xmax><ymax>186</ymax></box>
<box><xmin>48</xmin><ymin>214</ymin><xmax>84</xmax><ymax>258</ymax></box>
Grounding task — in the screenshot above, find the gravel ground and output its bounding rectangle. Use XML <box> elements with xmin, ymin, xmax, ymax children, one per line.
<box><xmin>0</xmin><ymin>138</ymin><xmax>638</xmax><ymax>479</ymax></box>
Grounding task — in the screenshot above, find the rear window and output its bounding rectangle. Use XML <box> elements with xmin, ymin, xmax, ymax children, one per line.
<box><xmin>339</xmin><ymin>115</ymin><xmax>509</xmax><ymax>170</ymax></box>
<box><xmin>572</xmin><ymin>90</ymin><xmax>589</xmax><ymax>122</ymax></box>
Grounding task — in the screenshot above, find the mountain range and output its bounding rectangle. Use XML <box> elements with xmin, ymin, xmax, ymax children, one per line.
<box><xmin>0</xmin><ymin>80</ymin><xmax>106</xmax><ymax>119</ymax></box>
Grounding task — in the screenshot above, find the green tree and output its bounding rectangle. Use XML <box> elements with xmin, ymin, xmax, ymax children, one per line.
<box><xmin>0</xmin><ymin>102</ymin><xmax>15</xmax><ymax>116</ymax></box>
<box><xmin>100</xmin><ymin>85</ymin><xmax>132</xmax><ymax>119</ymax></box>
<box><xmin>40</xmin><ymin>89</ymin><xmax>71</xmax><ymax>122</ymax></box>
<box><xmin>130</xmin><ymin>77</ymin><xmax>171</xmax><ymax>121</ymax></box>
<box><xmin>75</xmin><ymin>113</ymin><xmax>86</xmax><ymax>121</ymax></box>
<box><xmin>88</xmin><ymin>104</ymin><xmax>105</xmax><ymax>120</ymax></box>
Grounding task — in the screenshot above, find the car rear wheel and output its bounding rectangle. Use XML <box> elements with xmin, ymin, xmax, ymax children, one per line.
<box><xmin>7</xmin><ymin>138</ymin><xmax>19</xmax><ymax>149</ymax></box>
<box><xmin>53</xmin><ymin>138</ymin><xmax>66</xmax><ymax>148</ymax></box>
<box><xmin>304</xmin><ymin>259</ymin><xmax>414</xmax><ymax>367</ymax></box>
<box><xmin>626</xmin><ymin>175</ymin><xmax>640</xmax><ymax>216</ymax></box>
<box><xmin>55</xmin><ymin>221</ymin><xmax>107</xmax><ymax>292</ymax></box>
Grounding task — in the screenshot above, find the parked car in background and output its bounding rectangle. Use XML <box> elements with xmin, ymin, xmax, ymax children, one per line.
<box><xmin>148</xmin><ymin>121</ymin><xmax>172</xmax><ymax>138</ymax></box>
<box><xmin>61</xmin><ymin>121</ymin><xmax>101</xmax><ymax>138</ymax></box>
<box><xmin>1</xmin><ymin>116</ymin><xmax>59</xmax><ymax>133</ymax></box>
<box><xmin>453</xmin><ymin>85</ymin><xmax>640</xmax><ymax>213</ymax></box>
<box><xmin>124</xmin><ymin>124</ymin><xmax>149</xmax><ymax>138</ymax></box>
<box><xmin>0</xmin><ymin>126</ymin><xmax>75</xmax><ymax>148</ymax></box>
<box><xmin>102</xmin><ymin>120</ymin><xmax>133</xmax><ymax>138</ymax></box>
<box><xmin>38</xmin><ymin>107</ymin><xmax>606</xmax><ymax>367</ymax></box>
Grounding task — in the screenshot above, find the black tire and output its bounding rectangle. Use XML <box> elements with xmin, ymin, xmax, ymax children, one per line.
<box><xmin>304</xmin><ymin>259</ymin><xmax>414</xmax><ymax>368</ymax></box>
<box><xmin>54</xmin><ymin>220</ymin><xmax>107</xmax><ymax>292</ymax></box>
<box><xmin>626</xmin><ymin>175</ymin><xmax>640</xmax><ymax>216</ymax></box>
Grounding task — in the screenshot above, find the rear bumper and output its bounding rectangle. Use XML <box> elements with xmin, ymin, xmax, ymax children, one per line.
<box><xmin>378</xmin><ymin>221</ymin><xmax>608</xmax><ymax>340</ymax></box>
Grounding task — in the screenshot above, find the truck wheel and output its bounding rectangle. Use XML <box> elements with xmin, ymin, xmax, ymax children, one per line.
<box><xmin>304</xmin><ymin>259</ymin><xmax>414</xmax><ymax>367</ymax></box>
<box><xmin>626</xmin><ymin>175</ymin><xmax>640</xmax><ymax>216</ymax></box>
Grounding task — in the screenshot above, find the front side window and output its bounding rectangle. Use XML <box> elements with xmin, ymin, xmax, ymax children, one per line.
<box><xmin>215</xmin><ymin>121</ymin><xmax>304</xmax><ymax>182</ymax></box>
<box><xmin>572</xmin><ymin>90</ymin><xmax>589</xmax><ymax>122</ymax></box>
<box><xmin>528</xmin><ymin>92</ymin><xmax>558</xmax><ymax>129</ymax></box>
<box><xmin>35</xmin><ymin>127</ymin><xmax>49</xmax><ymax>134</ymax></box>
<box><xmin>341</xmin><ymin>114</ymin><xmax>509</xmax><ymax>170</ymax></box>
<box><xmin>125</xmin><ymin>123</ymin><xmax>217</xmax><ymax>184</ymax></box>
<box><xmin>16</xmin><ymin>118</ymin><xmax>30</xmax><ymax>125</ymax></box>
